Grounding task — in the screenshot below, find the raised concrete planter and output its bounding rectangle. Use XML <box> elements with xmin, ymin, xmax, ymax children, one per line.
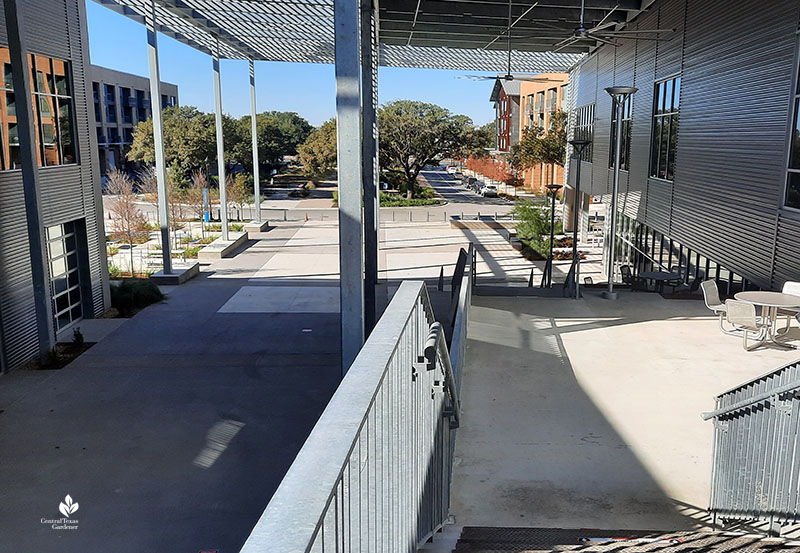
<box><xmin>197</xmin><ymin>231</ymin><xmax>248</xmax><ymax>261</ymax></box>
<box><xmin>150</xmin><ymin>262</ymin><xmax>200</xmax><ymax>285</ymax></box>
<box><xmin>243</xmin><ymin>220</ymin><xmax>271</xmax><ymax>233</ymax></box>
<box><xmin>450</xmin><ymin>216</ymin><xmax>517</xmax><ymax>231</ymax></box>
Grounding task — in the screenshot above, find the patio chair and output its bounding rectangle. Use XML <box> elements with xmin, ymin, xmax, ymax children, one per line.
<box><xmin>725</xmin><ymin>300</ymin><xmax>766</xmax><ymax>351</ymax></box>
<box><xmin>620</xmin><ymin>265</ymin><xmax>647</xmax><ymax>291</ymax></box>
<box><xmin>776</xmin><ymin>281</ymin><xmax>800</xmax><ymax>335</ymax></box>
<box><xmin>701</xmin><ymin>280</ymin><xmax>739</xmax><ymax>336</ymax></box>
<box><xmin>584</xmin><ymin>276</ymin><xmax>593</xmax><ymax>285</ymax></box>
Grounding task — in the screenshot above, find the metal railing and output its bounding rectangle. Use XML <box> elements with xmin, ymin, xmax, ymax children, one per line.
<box><xmin>239</xmin><ymin>280</ymin><xmax>465</xmax><ymax>552</ymax></box>
<box><xmin>702</xmin><ymin>359</ymin><xmax>800</xmax><ymax>528</ymax></box>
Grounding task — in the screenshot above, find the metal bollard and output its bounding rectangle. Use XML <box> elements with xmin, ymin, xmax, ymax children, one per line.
<box><xmin>528</xmin><ymin>267</ymin><xmax>534</xmax><ymax>287</ymax></box>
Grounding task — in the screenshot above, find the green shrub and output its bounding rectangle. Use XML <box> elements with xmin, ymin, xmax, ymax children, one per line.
<box><xmin>110</xmin><ymin>278</ymin><xmax>164</xmax><ymax>317</ymax></box>
<box><xmin>108</xmin><ymin>263</ymin><xmax>122</xmax><ymax>279</ymax></box>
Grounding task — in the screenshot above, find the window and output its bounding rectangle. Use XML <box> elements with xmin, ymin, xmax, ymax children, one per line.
<box><xmin>546</xmin><ymin>88</ymin><xmax>557</xmax><ymax>112</ymax></box>
<box><xmin>47</xmin><ymin>221</ymin><xmax>83</xmax><ymax>332</ymax></box>
<box><xmin>785</xmin><ymin>51</ymin><xmax>800</xmax><ymax>209</ymax></box>
<box><xmin>92</xmin><ymin>82</ymin><xmax>101</xmax><ymax>124</ymax></box>
<box><xmin>104</xmin><ymin>84</ymin><xmax>116</xmax><ymax>123</ymax></box>
<box><xmin>136</xmin><ymin>89</ymin><xmax>148</xmax><ymax>122</ymax></box>
<box><xmin>650</xmin><ymin>76</ymin><xmax>681</xmax><ymax>181</ymax></box>
<box><xmin>574</xmin><ymin>103</ymin><xmax>594</xmax><ymax>162</ymax></box>
<box><xmin>0</xmin><ymin>48</ymin><xmax>76</xmax><ymax>169</ymax></box>
<box><xmin>560</xmin><ymin>84</ymin><xmax>569</xmax><ymax>106</ymax></box>
<box><xmin>120</xmin><ymin>87</ymin><xmax>133</xmax><ymax>124</ymax></box>
<box><xmin>609</xmin><ymin>95</ymin><xmax>632</xmax><ymax>171</ymax></box>
<box><xmin>31</xmin><ymin>54</ymin><xmax>77</xmax><ymax>166</ymax></box>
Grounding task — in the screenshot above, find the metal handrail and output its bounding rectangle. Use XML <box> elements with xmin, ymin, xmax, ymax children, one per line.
<box><xmin>239</xmin><ymin>280</ymin><xmax>463</xmax><ymax>552</ymax></box>
<box><xmin>424</xmin><ymin>322</ymin><xmax>461</xmax><ymax>428</ymax></box>
<box><xmin>701</xmin><ymin>379</ymin><xmax>800</xmax><ymax>420</ymax></box>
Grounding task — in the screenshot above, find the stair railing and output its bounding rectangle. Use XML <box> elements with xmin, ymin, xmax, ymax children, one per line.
<box><xmin>240</xmin><ymin>281</ymin><xmax>464</xmax><ymax>552</ymax></box>
<box><xmin>702</xmin><ymin>359</ymin><xmax>800</xmax><ymax>530</ymax></box>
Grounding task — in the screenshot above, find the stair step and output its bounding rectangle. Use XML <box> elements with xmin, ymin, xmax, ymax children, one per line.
<box><xmin>452</xmin><ymin>527</ymin><xmax>798</xmax><ymax>552</ymax></box>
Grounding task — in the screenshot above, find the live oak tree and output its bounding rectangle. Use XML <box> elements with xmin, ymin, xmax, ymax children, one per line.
<box><xmin>379</xmin><ymin>100</ymin><xmax>485</xmax><ymax>199</ymax></box>
<box><xmin>297</xmin><ymin>118</ymin><xmax>337</xmax><ymax>177</ymax></box>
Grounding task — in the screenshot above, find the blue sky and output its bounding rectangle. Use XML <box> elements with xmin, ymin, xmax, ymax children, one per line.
<box><xmin>85</xmin><ymin>1</ymin><xmax>497</xmax><ymax>127</ymax></box>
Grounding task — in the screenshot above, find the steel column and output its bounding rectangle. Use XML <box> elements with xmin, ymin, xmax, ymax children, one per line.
<box><xmin>249</xmin><ymin>59</ymin><xmax>261</xmax><ymax>223</ymax></box>
<box><xmin>4</xmin><ymin>0</ymin><xmax>54</xmax><ymax>354</ymax></box>
<box><xmin>335</xmin><ymin>0</ymin><xmax>366</xmax><ymax>373</ymax></box>
<box><xmin>146</xmin><ymin>0</ymin><xmax>172</xmax><ymax>273</ymax></box>
<box><xmin>213</xmin><ymin>42</ymin><xmax>229</xmax><ymax>241</ymax></box>
<box><xmin>361</xmin><ymin>0</ymin><xmax>379</xmax><ymax>335</ymax></box>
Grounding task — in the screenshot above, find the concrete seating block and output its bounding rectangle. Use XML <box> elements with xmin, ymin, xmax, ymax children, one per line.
<box><xmin>149</xmin><ymin>262</ymin><xmax>200</xmax><ymax>285</ymax></box>
<box><xmin>197</xmin><ymin>232</ymin><xmax>248</xmax><ymax>260</ymax></box>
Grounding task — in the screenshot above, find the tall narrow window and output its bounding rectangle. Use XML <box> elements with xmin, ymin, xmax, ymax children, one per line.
<box><xmin>47</xmin><ymin>221</ymin><xmax>83</xmax><ymax>332</ymax></box>
<box><xmin>785</xmin><ymin>49</ymin><xmax>800</xmax><ymax>209</ymax></box>
<box><xmin>650</xmin><ymin>76</ymin><xmax>681</xmax><ymax>180</ymax></box>
<box><xmin>574</xmin><ymin>103</ymin><xmax>594</xmax><ymax>162</ymax></box>
<box><xmin>609</xmin><ymin>95</ymin><xmax>632</xmax><ymax>171</ymax></box>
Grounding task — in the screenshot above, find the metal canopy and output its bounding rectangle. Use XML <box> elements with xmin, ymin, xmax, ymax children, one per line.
<box><xmin>91</xmin><ymin>0</ymin><xmax>643</xmax><ymax>72</ymax></box>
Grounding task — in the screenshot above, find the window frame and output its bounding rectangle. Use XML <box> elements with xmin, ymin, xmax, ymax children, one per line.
<box><xmin>29</xmin><ymin>53</ymin><xmax>78</xmax><ymax>168</ymax></box>
<box><xmin>783</xmin><ymin>35</ymin><xmax>800</xmax><ymax>212</ymax></box>
<box><xmin>649</xmin><ymin>75</ymin><xmax>681</xmax><ymax>182</ymax></box>
<box><xmin>574</xmin><ymin>103</ymin><xmax>595</xmax><ymax>163</ymax></box>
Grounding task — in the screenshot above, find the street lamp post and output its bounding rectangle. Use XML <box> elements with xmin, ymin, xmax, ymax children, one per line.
<box><xmin>545</xmin><ymin>183</ymin><xmax>563</xmax><ymax>288</ymax></box>
<box><xmin>602</xmin><ymin>86</ymin><xmax>637</xmax><ymax>300</ymax></box>
<box><xmin>568</xmin><ymin>139</ymin><xmax>591</xmax><ymax>299</ymax></box>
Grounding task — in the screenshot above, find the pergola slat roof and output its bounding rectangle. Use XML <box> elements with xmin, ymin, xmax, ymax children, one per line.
<box><xmin>94</xmin><ymin>0</ymin><xmax>643</xmax><ymax>72</ymax></box>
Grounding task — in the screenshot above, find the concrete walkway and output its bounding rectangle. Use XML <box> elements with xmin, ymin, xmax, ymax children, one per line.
<box><xmin>451</xmin><ymin>290</ymin><xmax>800</xmax><ymax>532</ymax></box>
<box><xmin>0</xmin><ymin>223</ymin><xmax>342</xmax><ymax>553</ymax></box>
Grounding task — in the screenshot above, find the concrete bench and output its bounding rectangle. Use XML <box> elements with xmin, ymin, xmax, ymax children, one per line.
<box><xmin>197</xmin><ymin>231</ymin><xmax>249</xmax><ymax>261</ymax></box>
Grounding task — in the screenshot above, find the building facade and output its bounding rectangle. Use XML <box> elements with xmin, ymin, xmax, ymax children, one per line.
<box><xmin>0</xmin><ymin>0</ymin><xmax>109</xmax><ymax>373</ymax></box>
<box><xmin>518</xmin><ymin>74</ymin><xmax>569</xmax><ymax>193</ymax></box>
<box><xmin>489</xmin><ymin>78</ymin><xmax>520</xmax><ymax>153</ymax></box>
<box><xmin>91</xmin><ymin>65</ymin><xmax>177</xmax><ymax>173</ymax></box>
<box><xmin>566</xmin><ymin>0</ymin><xmax>800</xmax><ymax>291</ymax></box>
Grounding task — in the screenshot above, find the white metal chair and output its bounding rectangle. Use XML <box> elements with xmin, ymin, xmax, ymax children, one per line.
<box><xmin>725</xmin><ymin>300</ymin><xmax>766</xmax><ymax>351</ymax></box>
<box><xmin>701</xmin><ymin>280</ymin><xmax>739</xmax><ymax>336</ymax></box>
<box><xmin>776</xmin><ymin>281</ymin><xmax>800</xmax><ymax>335</ymax></box>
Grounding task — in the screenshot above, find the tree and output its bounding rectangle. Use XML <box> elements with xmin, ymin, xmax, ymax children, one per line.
<box><xmin>510</xmin><ymin>109</ymin><xmax>568</xmax><ymax>183</ymax></box>
<box><xmin>106</xmin><ymin>170</ymin><xmax>147</xmax><ymax>275</ymax></box>
<box><xmin>379</xmin><ymin>100</ymin><xmax>479</xmax><ymax>198</ymax></box>
<box><xmin>229</xmin><ymin>111</ymin><xmax>313</xmax><ymax>173</ymax></box>
<box><xmin>476</xmin><ymin>121</ymin><xmax>496</xmax><ymax>151</ymax></box>
<box><xmin>512</xmin><ymin>199</ymin><xmax>551</xmax><ymax>257</ymax></box>
<box><xmin>298</xmin><ymin>118</ymin><xmax>338</xmax><ymax>177</ymax></box>
<box><xmin>128</xmin><ymin>105</ymin><xmax>240</xmax><ymax>175</ymax></box>
<box><xmin>187</xmin><ymin>169</ymin><xmax>208</xmax><ymax>224</ymax></box>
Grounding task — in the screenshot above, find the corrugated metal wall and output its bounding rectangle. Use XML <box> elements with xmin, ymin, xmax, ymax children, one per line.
<box><xmin>0</xmin><ymin>0</ymin><xmax>108</xmax><ymax>371</ymax></box>
<box><xmin>569</xmin><ymin>0</ymin><xmax>800</xmax><ymax>289</ymax></box>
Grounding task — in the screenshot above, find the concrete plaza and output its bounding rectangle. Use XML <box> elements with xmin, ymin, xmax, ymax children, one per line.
<box><xmin>451</xmin><ymin>290</ymin><xmax>800</xmax><ymax>532</ymax></box>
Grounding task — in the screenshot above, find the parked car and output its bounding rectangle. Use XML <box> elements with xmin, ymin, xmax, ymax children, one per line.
<box><xmin>446</xmin><ymin>165</ymin><xmax>457</xmax><ymax>175</ymax></box>
<box><xmin>453</xmin><ymin>171</ymin><xmax>463</xmax><ymax>179</ymax></box>
<box><xmin>481</xmin><ymin>184</ymin><xmax>498</xmax><ymax>197</ymax></box>
<box><xmin>466</xmin><ymin>177</ymin><xmax>477</xmax><ymax>189</ymax></box>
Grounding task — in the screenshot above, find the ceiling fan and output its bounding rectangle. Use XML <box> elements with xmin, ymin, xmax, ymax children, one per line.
<box><xmin>550</xmin><ymin>0</ymin><xmax>675</xmax><ymax>52</ymax></box>
<box><xmin>460</xmin><ymin>1</ymin><xmax>564</xmax><ymax>82</ymax></box>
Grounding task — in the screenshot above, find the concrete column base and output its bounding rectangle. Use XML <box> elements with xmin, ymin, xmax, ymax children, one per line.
<box><xmin>243</xmin><ymin>220</ymin><xmax>271</xmax><ymax>233</ymax></box>
<box><xmin>197</xmin><ymin>231</ymin><xmax>249</xmax><ymax>260</ymax></box>
<box><xmin>150</xmin><ymin>262</ymin><xmax>200</xmax><ymax>285</ymax></box>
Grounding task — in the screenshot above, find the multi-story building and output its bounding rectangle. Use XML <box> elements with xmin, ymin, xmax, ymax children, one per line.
<box><xmin>489</xmin><ymin>78</ymin><xmax>520</xmax><ymax>153</ymax></box>
<box><xmin>0</xmin><ymin>0</ymin><xmax>109</xmax><ymax>374</ymax></box>
<box><xmin>90</xmin><ymin>65</ymin><xmax>178</xmax><ymax>173</ymax></box>
<box><xmin>518</xmin><ymin>74</ymin><xmax>569</xmax><ymax>193</ymax></box>
<box><xmin>566</xmin><ymin>0</ymin><xmax>800</xmax><ymax>291</ymax></box>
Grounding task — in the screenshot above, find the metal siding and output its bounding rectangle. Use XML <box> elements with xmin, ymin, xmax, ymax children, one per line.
<box><xmin>591</xmin><ymin>46</ymin><xmax>614</xmax><ymax>197</ymax></box>
<box><xmin>654</xmin><ymin>0</ymin><xmax>685</xmax><ymax>81</ymax></box>
<box><xmin>0</xmin><ymin>174</ymin><xmax>39</xmax><ymax>367</ymax></box>
<box><xmin>773</xmin><ymin>215</ymin><xmax>800</xmax><ymax>287</ymax></box>
<box><xmin>22</xmin><ymin>0</ymin><xmax>69</xmax><ymax>57</ymax></box>
<box><xmin>629</xmin><ymin>13</ymin><xmax>657</xmax><ymax>222</ymax></box>
<box><xmin>672</xmin><ymin>0</ymin><xmax>797</xmax><ymax>287</ymax></box>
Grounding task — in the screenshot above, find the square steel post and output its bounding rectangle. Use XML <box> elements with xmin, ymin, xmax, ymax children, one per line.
<box><xmin>249</xmin><ymin>59</ymin><xmax>261</xmax><ymax>222</ymax></box>
<box><xmin>361</xmin><ymin>0</ymin><xmax>379</xmax><ymax>334</ymax></box>
<box><xmin>4</xmin><ymin>0</ymin><xmax>54</xmax><ymax>354</ymax></box>
<box><xmin>213</xmin><ymin>42</ymin><xmax>229</xmax><ymax>241</ymax></box>
<box><xmin>335</xmin><ymin>0</ymin><xmax>365</xmax><ymax>373</ymax></box>
<box><xmin>146</xmin><ymin>0</ymin><xmax>172</xmax><ymax>273</ymax></box>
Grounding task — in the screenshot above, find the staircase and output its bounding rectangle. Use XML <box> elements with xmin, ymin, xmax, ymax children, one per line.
<box><xmin>446</xmin><ymin>527</ymin><xmax>796</xmax><ymax>552</ymax></box>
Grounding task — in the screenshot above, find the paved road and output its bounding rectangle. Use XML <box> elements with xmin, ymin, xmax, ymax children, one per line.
<box><xmin>421</xmin><ymin>168</ymin><xmax>513</xmax><ymax>207</ymax></box>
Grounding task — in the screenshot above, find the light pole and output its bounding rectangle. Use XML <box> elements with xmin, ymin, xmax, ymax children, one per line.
<box><xmin>568</xmin><ymin>139</ymin><xmax>591</xmax><ymax>299</ymax></box>
<box><xmin>545</xmin><ymin>183</ymin><xmax>563</xmax><ymax>288</ymax></box>
<box><xmin>602</xmin><ymin>86</ymin><xmax>637</xmax><ymax>300</ymax></box>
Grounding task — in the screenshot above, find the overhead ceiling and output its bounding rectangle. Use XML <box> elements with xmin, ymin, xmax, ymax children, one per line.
<box><xmin>94</xmin><ymin>0</ymin><xmax>645</xmax><ymax>72</ymax></box>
